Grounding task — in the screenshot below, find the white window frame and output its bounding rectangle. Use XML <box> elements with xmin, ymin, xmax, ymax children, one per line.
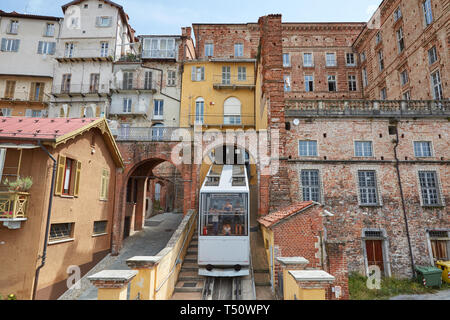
<box><xmin>305</xmin><ymin>75</ymin><xmax>314</xmax><ymax>92</ymax></box>
<box><xmin>346</xmin><ymin>53</ymin><xmax>356</xmax><ymax>66</ymax></box>
<box><xmin>65</xmin><ymin>42</ymin><xmax>74</xmax><ymax>58</ymax></box>
<box><xmin>195</xmin><ymin>97</ymin><xmax>205</xmax><ymax>124</ymax></box>
<box><xmin>327</xmin><ymin>75</ymin><xmax>337</xmax><ymax>92</ymax></box>
<box><xmin>362</xmin><ymin>68</ymin><xmax>368</xmax><ymax>87</ymax></box>
<box><xmin>205</xmin><ymin>43</ymin><xmax>214</xmax><ymax>57</ymax></box>
<box><xmin>283</xmin><ymin>53</ymin><xmax>291</xmax><ymax>67</ymax></box>
<box><xmin>192</xmin><ymin>66</ymin><xmax>205</xmax><ymax>82</ymax></box>
<box><xmin>234</xmin><ymin>43</ymin><xmax>244</xmax><ymax>57</ymax></box>
<box><xmin>123</xmin><ymin>98</ymin><xmax>132</xmax><ymax>113</ymax></box>
<box><xmin>238</xmin><ymin>66</ymin><xmax>247</xmax><ymax>81</ymax></box>
<box><xmin>396</xmin><ymin>28</ymin><xmax>405</xmax><ymax>53</ymax></box>
<box><xmin>1</xmin><ymin>38</ymin><xmax>20</xmax><ymax>52</ymax></box>
<box><xmin>423</xmin><ymin>0</ymin><xmax>433</xmax><ymax>26</ymax></box>
<box><xmin>326</xmin><ymin>53</ymin><xmax>337</xmax><ymax>67</ymax></box>
<box><xmin>153</xmin><ymin>99</ymin><xmax>164</xmax><ymax>119</ymax></box>
<box><xmin>431</xmin><ymin>70</ymin><xmax>443</xmax><ymax>100</ymax></box>
<box><xmin>8</xmin><ymin>20</ymin><xmax>19</xmax><ymax>34</ymax></box>
<box><xmin>167</xmin><ymin>70</ymin><xmax>176</xmax><ymax>86</ymax></box>
<box><xmin>414</xmin><ymin>141</ymin><xmax>433</xmax><ymax>158</ymax></box>
<box><xmin>222</xmin><ymin>66</ymin><xmax>231</xmax><ymax>85</ymax></box>
<box><xmin>348</xmin><ymin>75</ymin><xmax>357</xmax><ymax>91</ymax></box>
<box><xmin>418</xmin><ymin>170</ymin><xmax>443</xmax><ymax>207</ymax></box>
<box><xmin>298</xmin><ymin>140</ymin><xmax>318</xmax><ymax>157</ymax></box>
<box><xmin>357</xmin><ymin>170</ymin><xmax>381</xmax><ymax>206</ymax></box>
<box><xmin>354</xmin><ymin>141</ymin><xmax>374</xmax><ymax>157</ymax></box>
<box><xmin>97</xmin><ymin>16</ymin><xmax>112</xmax><ymax>27</ymax></box>
<box><xmin>100</xmin><ymin>42</ymin><xmax>109</xmax><ymax>57</ymax></box>
<box><xmin>428</xmin><ymin>46</ymin><xmax>437</xmax><ymax>65</ymax></box>
<box><xmin>300</xmin><ymin>169</ymin><xmax>322</xmax><ymax>202</ymax></box>
<box><xmin>303</xmin><ymin>53</ymin><xmax>313</xmax><ymax>67</ymax></box>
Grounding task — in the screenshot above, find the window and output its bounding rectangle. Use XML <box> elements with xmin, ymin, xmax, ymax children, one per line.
<box><xmin>400</xmin><ymin>70</ymin><xmax>409</xmax><ymax>86</ymax></box>
<box><xmin>61</xmin><ymin>74</ymin><xmax>71</xmax><ymax>93</ymax></box>
<box><xmin>222</xmin><ymin>66</ymin><xmax>231</xmax><ymax>85</ymax></box>
<box><xmin>378</xmin><ymin>50</ymin><xmax>384</xmax><ymax>71</ymax></box>
<box><xmin>100</xmin><ymin>42</ymin><xmax>109</xmax><ymax>57</ymax></box>
<box><xmin>223</xmin><ymin>97</ymin><xmax>241</xmax><ymax>125</ymax></box>
<box><xmin>429</xmin><ymin>231</ymin><xmax>449</xmax><ymax>261</ymax></box>
<box><xmin>234</xmin><ymin>43</ymin><xmax>244</xmax><ymax>57</ymax></box>
<box><xmin>64</xmin><ymin>42</ymin><xmax>74</xmax><ymax>57</ymax></box>
<box><xmin>358</xmin><ymin>171</ymin><xmax>379</xmax><ymax>206</ymax></box>
<box><xmin>167</xmin><ymin>70</ymin><xmax>176</xmax><ymax>86</ymax></box>
<box><xmin>305</xmin><ymin>75</ymin><xmax>314</xmax><ymax>92</ymax></box>
<box><xmin>93</xmin><ymin>221</ymin><xmax>108</xmax><ymax>235</ymax></box>
<box><xmin>37</xmin><ymin>41</ymin><xmax>56</xmax><ymax>55</ymax></box>
<box><xmin>394</xmin><ymin>7</ymin><xmax>402</xmax><ymax>21</ymax></box>
<box><xmin>25</xmin><ymin>109</ymin><xmax>42</xmax><ymax>117</ymax></box>
<box><xmin>380</xmin><ymin>87</ymin><xmax>387</xmax><ymax>100</ymax></box>
<box><xmin>30</xmin><ymin>82</ymin><xmax>45</xmax><ymax>101</ymax></box>
<box><xmin>100</xmin><ymin>168</ymin><xmax>110</xmax><ymax>201</ymax></box>
<box><xmin>375</xmin><ymin>32</ymin><xmax>382</xmax><ymax>45</ymax></box>
<box><xmin>328</xmin><ymin>75</ymin><xmax>337</xmax><ymax>92</ymax></box>
<box><xmin>431</xmin><ymin>70</ymin><xmax>443</xmax><ymax>100</ymax></box>
<box><xmin>423</xmin><ymin>0</ymin><xmax>433</xmax><ymax>26</ymax></box>
<box><xmin>301</xmin><ymin>170</ymin><xmax>321</xmax><ymax>202</ymax></box>
<box><xmin>396</xmin><ymin>28</ymin><xmax>405</xmax><ymax>53</ymax></box>
<box><xmin>152</xmin><ymin>124</ymin><xmax>164</xmax><ymax>141</ymax></box>
<box><xmin>144</xmin><ymin>71</ymin><xmax>153</xmax><ymax>89</ymax></box>
<box><xmin>238</xmin><ymin>67</ymin><xmax>246</xmax><ymax>81</ymax></box>
<box><xmin>284</xmin><ymin>75</ymin><xmax>291</xmax><ymax>92</ymax></box>
<box><xmin>303</xmin><ymin>53</ymin><xmax>313</xmax><ymax>67</ymax></box>
<box><xmin>298</xmin><ymin>141</ymin><xmax>318</xmax><ymax>157</ymax></box>
<box><xmin>153</xmin><ymin>100</ymin><xmax>164</xmax><ymax>119</ymax></box>
<box><xmin>403</xmin><ymin>91</ymin><xmax>411</xmax><ymax>101</ymax></box>
<box><xmin>362</xmin><ymin>68</ymin><xmax>368</xmax><ymax>87</ymax></box>
<box><xmin>49</xmin><ymin>223</ymin><xmax>74</xmax><ymax>242</ymax></box>
<box><xmin>4</xmin><ymin>80</ymin><xmax>16</xmax><ymax>99</ymax></box>
<box><xmin>283</xmin><ymin>53</ymin><xmax>291</xmax><ymax>67</ymax></box>
<box><xmin>0</xmin><ymin>108</ymin><xmax>12</xmax><ymax>116</ymax></box>
<box><xmin>123</xmin><ymin>98</ymin><xmax>132</xmax><ymax>113</ymax></box>
<box><xmin>191</xmin><ymin>66</ymin><xmax>205</xmax><ymax>82</ymax></box>
<box><xmin>346</xmin><ymin>53</ymin><xmax>356</xmax><ymax>66</ymax></box>
<box><xmin>45</xmin><ymin>23</ymin><xmax>55</xmax><ymax>37</ymax></box>
<box><xmin>143</xmin><ymin>38</ymin><xmax>176</xmax><ymax>59</ymax></box>
<box><xmin>419</xmin><ymin>171</ymin><xmax>441</xmax><ymax>206</ymax></box>
<box><xmin>205</xmin><ymin>43</ymin><xmax>214</xmax><ymax>57</ymax></box>
<box><xmin>355</xmin><ymin>141</ymin><xmax>373</xmax><ymax>157</ymax></box>
<box><xmin>326</xmin><ymin>53</ymin><xmax>337</xmax><ymax>67</ymax></box>
<box><xmin>96</xmin><ymin>16</ymin><xmax>112</xmax><ymax>27</ymax></box>
<box><xmin>414</xmin><ymin>141</ymin><xmax>433</xmax><ymax>157</ymax></box>
<box><xmin>428</xmin><ymin>46</ymin><xmax>437</xmax><ymax>65</ymax></box>
<box><xmin>90</xmin><ymin>74</ymin><xmax>100</xmax><ymax>93</ymax></box>
<box><xmin>123</xmin><ymin>71</ymin><xmax>134</xmax><ymax>90</ymax></box>
<box><xmin>8</xmin><ymin>20</ymin><xmax>18</xmax><ymax>34</ymax></box>
<box><xmin>195</xmin><ymin>98</ymin><xmax>204</xmax><ymax>124</ymax></box>
<box><xmin>55</xmin><ymin>156</ymin><xmax>81</xmax><ymax>197</ymax></box>
<box><xmin>348</xmin><ymin>75</ymin><xmax>357</xmax><ymax>91</ymax></box>
<box><xmin>361</xmin><ymin>52</ymin><xmax>366</xmax><ymax>62</ymax></box>
<box><xmin>83</xmin><ymin>4</ymin><xmax>88</xmax><ymax>8</ymax></box>
<box><xmin>1</xmin><ymin>38</ymin><xmax>20</xmax><ymax>52</ymax></box>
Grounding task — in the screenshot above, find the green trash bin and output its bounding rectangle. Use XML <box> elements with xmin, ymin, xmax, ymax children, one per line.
<box><xmin>415</xmin><ymin>265</ymin><xmax>443</xmax><ymax>288</ymax></box>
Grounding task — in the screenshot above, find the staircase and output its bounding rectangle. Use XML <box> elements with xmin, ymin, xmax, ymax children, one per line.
<box><xmin>171</xmin><ymin>230</ymin><xmax>206</xmax><ymax>300</ymax></box>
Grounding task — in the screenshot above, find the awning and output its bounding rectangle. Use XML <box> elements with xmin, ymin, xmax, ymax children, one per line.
<box><xmin>0</xmin><ymin>143</ymin><xmax>39</xmax><ymax>149</ymax></box>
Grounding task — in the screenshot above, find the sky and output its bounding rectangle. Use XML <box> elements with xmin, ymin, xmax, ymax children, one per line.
<box><xmin>1</xmin><ymin>0</ymin><xmax>383</xmax><ymax>35</ymax></box>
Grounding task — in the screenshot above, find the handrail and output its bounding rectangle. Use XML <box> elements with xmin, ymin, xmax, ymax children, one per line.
<box><xmin>155</xmin><ymin>211</ymin><xmax>197</xmax><ymax>293</ymax></box>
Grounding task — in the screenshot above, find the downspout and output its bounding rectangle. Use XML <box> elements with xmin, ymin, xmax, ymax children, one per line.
<box><xmin>32</xmin><ymin>141</ymin><xmax>57</xmax><ymax>300</ymax></box>
<box><xmin>392</xmin><ymin>122</ymin><xmax>416</xmax><ymax>277</ymax></box>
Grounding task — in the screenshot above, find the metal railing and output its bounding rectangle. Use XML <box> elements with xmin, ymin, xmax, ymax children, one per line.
<box><xmin>112</xmin><ymin>80</ymin><xmax>157</xmax><ymax>91</ymax></box>
<box><xmin>112</xmin><ymin>127</ymin><xmax>192</xmax><ymax>142</ymax></box>
<box><xmin>51</xmin><ymin>84</ymin><xmax>110</xmax><ymax>95</ymax></box>
<box><xmin>56</xmin><ymin>48</ymin><xmax>115</xmax><ymax>59</ymax></box>
<box><xmin>213</xmin><ymin>75</ymin><xmax>255</xmax><ymax>86</ymax></box>
<box><xmin>0</xmin><ymin>192</ymin><xmax>29</xmax><ymax>219</ymax></box>
<box><xmin>188</xmin><ymin>114</ymin><xmax>255</xmax><ymax>126</ymax></box>
<box><xmin>285</xmin><ymin>99</ymin><xmax>450</xmax><ymax>117</ymax></box>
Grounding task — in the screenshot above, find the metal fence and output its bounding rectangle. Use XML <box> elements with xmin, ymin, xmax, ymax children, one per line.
<box><xmin>112</xmin><ymin>127</ymin><xmax>192</xmax><ymax>142</ymax></box>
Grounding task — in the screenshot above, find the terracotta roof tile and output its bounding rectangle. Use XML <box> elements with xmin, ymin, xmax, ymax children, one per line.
<box><xmin>258</xmin><ymin>201</ymin><xmax>316</xmax><ymax>228</ymax></box>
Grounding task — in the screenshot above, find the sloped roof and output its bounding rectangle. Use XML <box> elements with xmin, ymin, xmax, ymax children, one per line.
<box><xmin>0</xmin><ymin>117</ymin><xmax>124</xmax><ymax>167</ymax></box>
<box><xmin>258</xmin><ymin>201</ymin><xmax>316</xmax><ymax>228</ymax></box>
<box><xmin>0</xmin><ymin>10</ymin><xmax>61</xmax><ymax>21</ymax></box>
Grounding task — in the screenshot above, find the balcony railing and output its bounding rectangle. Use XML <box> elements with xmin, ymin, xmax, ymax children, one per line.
<box><xmin>51</xmin><ymin>84</ymin><xmax>110</xmax><ymax>96</ymax></box>
<box><xmin>142</xmin><ymin>49</ymin><xmax>177</xmax><ymax>60</ymax></box>
<box><xmin>213</xmin><ymin>75</ymin><xmax>255</xmax><ymax>89</ymax></box>
<box><xmin>188</xmin><ymin>114</ymin><xmax>255</xmax><ymax>127</ymax></box>
<box><xmin>112</xmin><ymin>127</ymin><xmax>192</xmax><ymax>142</ymax></box>
<box><xmin>285</xmin><ymin>99</ymin><xmax>450</xmax><ymax>117</ymax></box>
<box><xmin>56</xmin><ymin>48</ymin><xmax>115</xmax><ymax>61</ymax></box>
<box><xmin>112</xmin><ymin>80</ymin><xmax>157</xmax><ymax>92</ymax></box>
<box><xmin>0</xmin><ymin>191</ymin><xmax>29</xmax><ymax>219</ymax></box>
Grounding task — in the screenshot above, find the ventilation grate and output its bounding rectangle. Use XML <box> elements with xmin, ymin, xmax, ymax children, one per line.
<box><xmin>429</xmin><ymin>231</ymin><xmax>448</xmax><ymax>238</ymax></box>
<box><xmin>365</xmin><ymin>230</ymin><xmax>383</xmax><ymax>238</ymax></box>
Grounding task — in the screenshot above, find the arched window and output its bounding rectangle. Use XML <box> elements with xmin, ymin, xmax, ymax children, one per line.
<box><xmin>223</xmin><ymin>97</ymin><xmax>241</xmax><ymax>125</ymax></box>
<box><xmin>152</xmin><ymin>123</ymin><xmax>164</xmax><ymax>141</ymax></box>
<box><xmin>195</xmin><ymin>97</ymin><xmax>204</xmax><ymax>124</ymax></box>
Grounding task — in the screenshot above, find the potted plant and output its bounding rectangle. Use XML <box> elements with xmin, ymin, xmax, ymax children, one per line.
<box><xmin>3</xmin><ymin>176</ymin><xmax>33</xmax><ymax>193</ymax></box>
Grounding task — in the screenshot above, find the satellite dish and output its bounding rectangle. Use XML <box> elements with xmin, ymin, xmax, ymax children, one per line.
<box><xmin>293</xmin><ymin>119</ymin><xmax>300</xmax><ymax>126</ymax></box>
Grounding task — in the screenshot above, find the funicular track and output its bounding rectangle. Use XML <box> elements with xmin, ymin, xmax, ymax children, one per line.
<box><xmin>202</xmin><ymin>277</ymin><xmax>242</xmax><ymax>300</ymax></box>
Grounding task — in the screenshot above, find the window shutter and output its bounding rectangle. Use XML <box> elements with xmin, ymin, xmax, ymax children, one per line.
<box><xmin>13</xmin><ymin>39</ymin><xmax>20</xmax><ymax>52</ymax></box>
<box><xmin>95</xmin><ymin>106</ymin><xmax>101</xmax><ymax>117</ymax></box>
<box><xmin>201</xmin><ymin>67</ymin><xmax>205</xmax><ymax>80</ymax></box>
<box><xmin>55</xmin><ymin>155</ymin><xmax>66</xmax><ymax>195</ymax></box>
<box><xmin>5</xmin><ymin>81</ymin><xmax>15</xmax><ymax>99</ymax></box>
<box><xmin>38</xmin><ymin>83</ymin><xmax>45</xmax><ymax>101</ymax></box>
<box><xmin>29</xmin><ymin>83</ymin><xmax>36</xmax><ymax>101</ymax></box>
<box><xmin>191</xmin><ymin>66</ymin><xmax>196</xmax><ymax>81</ymax></box>
<box><xmin>73</xmin><ymin>160</ymin><xmax>81</xmax><ymax>197</ymax></box>
<box><xmin>49</xmin><ymin>42</ymin><xmax>56</xmax><ymax>55</ymax></box>
<box><xmin>1</xmin><ymin>38</ymin><xmax>6</xmax><ymax>51</ymax></box>
<box><xmin>96</xmin><ymin>17</ymin><xmax>101</xmax><ymax>27</ymax></box>
<box><xmin>81</xmin><ymin>106</ymin><xmax>86</xmax><ymax>117</ymax></box>
<box><xmin>37</xmin><ymin>41</ymin><xmax>43</xmax><ymax>54</ymax></box>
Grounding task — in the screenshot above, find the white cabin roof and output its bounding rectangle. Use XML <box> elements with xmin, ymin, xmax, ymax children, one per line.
<box><xmin>200</xmin><ymin>165</ymin><xmax>249</xmax><ymax>193</ymax></box>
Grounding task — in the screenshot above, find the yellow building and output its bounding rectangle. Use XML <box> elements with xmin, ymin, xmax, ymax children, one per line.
<box><xmin>180</xmin><ymin>59</ymin><xmax>256</xmax><ymax>129</ymax></box>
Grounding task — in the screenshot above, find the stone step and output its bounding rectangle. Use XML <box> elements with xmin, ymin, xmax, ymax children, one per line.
<box><xmin>181</xmin><ymin>262</ymin><xmax>198</xmax><ymax>271</ymax></box>
<box><xmin>174</xmin><ymin>280</ymin><xmax>204</xmax><ymax>293</ymax></box>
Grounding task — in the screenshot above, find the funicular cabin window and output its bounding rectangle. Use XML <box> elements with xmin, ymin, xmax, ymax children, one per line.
<box><xmin>200</xmin><ymin>193</ymin><xmax>248</xmax><ymax>237</ymax></box>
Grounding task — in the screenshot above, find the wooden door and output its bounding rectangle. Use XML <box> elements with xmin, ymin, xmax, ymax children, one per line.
<box><xmin>366</xmin><ymin>240</ymin><xmax>384</xmax><ymax>272</ymax></box>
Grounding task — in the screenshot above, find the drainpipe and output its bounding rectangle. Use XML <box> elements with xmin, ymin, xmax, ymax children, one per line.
<box><xmin>392</xmin><ymin>122</ymin><xmax>416</xmax><ymax>278</ymax></box>
<box><xmin>32</xmin><ymin>141</ymin><xmax>57</xmax><ymax>300</ymax></box>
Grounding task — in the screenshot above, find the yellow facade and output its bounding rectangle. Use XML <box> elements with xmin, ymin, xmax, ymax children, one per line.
<box><xmin>180</xmin><ymin>60</ymin><xmax>256</xmax><ymax>129</ymax></box>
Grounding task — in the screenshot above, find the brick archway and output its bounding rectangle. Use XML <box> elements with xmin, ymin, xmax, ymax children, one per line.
<box><xmin>111</xmin><ymin>141</ymin><xmax>198</xmax><ymax>255</ymax></box>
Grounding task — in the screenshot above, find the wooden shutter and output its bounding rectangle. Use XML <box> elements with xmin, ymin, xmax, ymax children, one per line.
<box><xmin>95</xmin><ymin>106</ymin><xmax>101</xmax><ymax>117</ymax></box>
<box><xmin>73</xmin><ymin>160</ymin><xmax>81</xmax><ymax>197</ymax></box>
<box><xmin>81</xmin><ymin>106</ymin><xmax>85</xmax><ymax>117</ymax></box>
<box><xmin>101</xmin><ymin>169</ymin><xmax>110</xmax><ymax>200</ymax></box>
<box><xmin>55</xmin><ymin>155</ymin><xmax>66</xmax><ymax>195</ymax></box>
<box><xmin>5</xmin><ymin>81</ymin><xmax>15</xmax><ymax>99</ymax></box>
<box><xmin>38</xmin><ymin>83</ymin><xmax>45</xmax><ymax>101</ymax></box>
<box><xmin>29</xmin><ymin>82</ymin><xmax>36</xmax><ymax>101</ymax></box>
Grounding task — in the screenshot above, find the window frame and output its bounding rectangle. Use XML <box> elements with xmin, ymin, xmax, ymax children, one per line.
<box><xmin>348</xmin><ymin>75</ymin><xmax>357</xmax><ymax>92</ymax></box>
<box><xmin>237</xmin><ymin>66</ymin><xmax>247</xmax><ymax>81</ymax></box>
<box><xmin>354</xmin><ymin>141</ymin><xmax>374</xmax><ymax>157</ymax></box>
<box><xmin>327</xmin><ymin>75</ymin><xmax>337</xmax><ymax>92</ymax></box>
<box><xmin>396</xmin><ymin>27</ymin><xmax>405</xmax><ymax>53</ymax></box>
<box><xmin>49</xmin><ymin>223</ymin><xmax>75</xmax><ymax>243</ymax></box>
<box><xmin>300</xmin><ymin>169</ymin><xmax>321</xmax><ymax>202</ymax></box>
<box><xmin>418</xmin><ymin>170</ymin><xmax>442</xmax><ymax>207</ymax></box>
<box><xmin>430</xmin><ymin>70</ymin><xmax>443</xmax><ymax>100</ymax></box>
<box><xmin>414</xmin><ymin>141</ymin><xmax>433</xmax><ymax>158</ymax></box>
<box><xmin>303</xmin><ymin>53</ymin><xmax>314</xmax><ymax>67</ymax></box>
<box><xmin>234</xmin><ymin>43</ymin><xmax>244</xmax><ymax>57</ymax></box>
<box><xmin>325</xmin><ymin>52</ymin><xmax>337</xmax><ymax>67</ymax></box>
<box><xmin>167</xmin><ymin>70</ymin><xmax>176</xmax><ymax>86</ymax></box>
<box><xmin>298</xmin><ymin>140</ymin><xmax>318</xmax><ymax>157</ymax></box>
<box><xmin>205</xmin><ymin>43</ymin><xmax>214</xmax><ymax>57</ymax></box>
<box><xmin>357</xmin><ymin>170</ymin><xmax>380</xmax><ymax>206</ymax></box>
<box><xmin>305</xmin><ymin>75</ymin><xmax>314</xmax><ymax>92</ymax></box>
<box><xmin>428</xmin><ymin>46</ymin><xmax>438</xmax><ymax>65</ymax></box>
<box><xmin>422</xmin><ymin>0</ymin><xmax>433</xmax><ymax>26</ymax></box>
<box><xmin>283</xmin><ymin>53</ymin><xmax>291</xmax><ymax>67</ymax></box>
<box><xmin>93</xmin><ymin>221</ymin><xmax>108</xmax><ymax>236</ymax></box>
<box><xmin>123</xmin><ymin>98</ymin><xmax>132</xmax><ymax>113</ymax></box>
<box><xmin>346</xmin><ymin>53</ymin><xmax>356</xmax><ymax>66</ymax></box>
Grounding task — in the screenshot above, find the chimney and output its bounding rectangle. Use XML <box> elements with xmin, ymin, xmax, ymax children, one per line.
<box><xmin>182</xmin><ymin>26</ymin><xmax>192</xmax><ymax>39</ymax></box>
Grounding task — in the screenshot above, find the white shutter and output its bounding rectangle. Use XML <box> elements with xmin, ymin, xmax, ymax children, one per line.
<box><xmin>191</xmin><ymin>66</ymin><xmax>196</xmax><ymax>81</ymax></box>
<box><xmin>37</xmin><ymin>41</ymin><xmax>43</xmax><ymax>54</ymax></box>
<box><xmin>1</xmin><ymin>38</ymin><xmax>6</xmax><ymax>51</ymax></box>
<box><xmin>13</xmin><ymin>39</ymin><xmax>20</xmax><ymax>52</ymax></box>
<box><xmin>224</xmin><ymin>97</ymin><xmax>241</xmax><ymax>115</ymax></box>
<box><xmin>0</xmin><ymin>148</ymin><xmax>6</xmax><ymax>181</ymax></box>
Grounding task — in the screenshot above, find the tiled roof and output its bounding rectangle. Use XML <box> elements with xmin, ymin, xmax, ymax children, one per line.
<box><xmin>0</xmin><ymin>10</ymin><xmax>61</xmax><ymax>21</ymax></box>
<box><xmin>0</xmin><ymin>117</ymin><xmax>98</xmax><ymax>141</ymax></box>
<box><xmin>258</xmin><ymin>201</ymin><xmax>316</xmax><ymax>228</ymax></box>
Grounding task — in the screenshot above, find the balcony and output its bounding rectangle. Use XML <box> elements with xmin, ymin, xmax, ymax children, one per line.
<box><xmin>112</xmin><ymin>80</ymin><xmax>157</xmax><ymax>94</ymax></box>
<box><xmin>188</xmin><ymin>114</ymin><xmax>255</xmax><ymax>127</ymax></box>
<box><xmin>285</xmin><ymin>99</ymin><xmax>450</xmax><ymax>118</ymax></box>
<box><xmin>213</xmin><ymin>75</ymin><xmax>255</xmax><ymax>90</ymax></box>
<box><xmin>142</xmin><ymin>49</ymin><xmax>177</xmax><ymax>60</ymax></box>
<box><xmin>56</xmin><ymin>48</ymin><xmax>115</xmax><ymax>63</ymax></box>
<box><xmin>51</xmin><ymin>84</ymin><xmax>110</xmax><ymax>98</ymax></box>
<box><xmin>112</xmin><ymin>127</ymin><xmax>192</xmax><ymax>142</ymax></box>
<box><xmin>0</xmin><ymin>191</ymin><xmax>29</xmax><ymax>229</ymax></box>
